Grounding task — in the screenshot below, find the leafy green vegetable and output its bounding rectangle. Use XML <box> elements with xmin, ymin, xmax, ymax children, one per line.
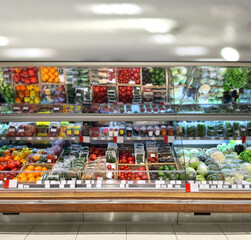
<box><xmin>223</xmin><ymin>68</ymin><xmax>247</xmax><ymax>92</ymax></box>
<box><xmin>240</xmin><ymin>150</ymin><xmax>251</xmax><ymax>163</ymax></box>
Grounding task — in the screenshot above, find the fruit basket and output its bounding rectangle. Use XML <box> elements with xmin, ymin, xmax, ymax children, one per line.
<box><xmin>117</xmin><ymin>164</ymin><xmax>149</xmax><ymax>181</ymax></box>
<box><xmin>148</xmin><ymin>163</ymin><xmax>183</xmax><ymax>181</ymax></box>
<box><xmin>16</xmin><ymin>164</ymin><xmax>52</xmax><ymax>182</ymax></box>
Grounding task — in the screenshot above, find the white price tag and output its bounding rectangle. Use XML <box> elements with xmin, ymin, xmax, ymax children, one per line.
<box><xmin>168</xmin><ymin>136</ymin><xmax>175</xmax><ymax>142</ymax></box>
<box><xmin>19</xmin><ymin>129</ymin><xmax>24</xmax><ymax>133</ymax></box>
<box><xmin>59</xmin><ymin>137</ymin><xmax>63</xmax><ymax>140</ymax></box>
<box><xmin>77</xmin><ymin>180</ymin><xmax>82</xmax><ymax>184</ymax></box>
<box><xmin>85</xmin><ymin>180</ymin><xmax>90</xmax><ymax>184</ymax></box>
<box><xmin>117</xmin><ymin>136</ymin><xmax>124</xmax><ymax>143</ymax></box>
<box><xmin>61</xmin><ymin>180</ymin><xmax>66</xmax><ymax>184</ymax></box>
<box><xmin>190</xmin><ymin>183</ymin><xmax>199</xmax><ymax>192</ymax></box>
<box><xmin>86</xmin><ymin>184</ymin><xmax>91</xmax><ymax>188</ymax></box>
<box><xmin>106</xmin><ymin>180</ymin><xmax>114</xmax><ymax>184</ymax></box>
<box><xmin>18</xmin><ymin>184</ymin><xmax>23</xmax><ymax>189</ymax></box>
<box><xmin>167</xmin><ymin>184</ymin><xmax>173</xmax><ymax>188</ymax></box>
<box><xmin>217</xmin><ymin>185</ymin><xmax>222</xmax><ymax>189</ymax></box>
<box><xmin>23</xmin><ymin>185</ymin><xmax>29</xmax><ymax>189</ymax></box>
<box><xmin>92</xmin><ymin>137</ymin><xmax>98</xmax><ymax>140</ymax></box>
<box><xmin>150</xmin><ymin>154</ymin><xmax>155</xmax><ymax>157</ymax></box>
<box><xmin>1</xmin><ymin>137</ymin><xmax>5</xmax><ymax>140</ymax></box>
<box><xmin>232</xmin><ymin>185</ymin><xmax>236</xmax><ymax>189</ymax></box>
<box><xmin>107</xmin><ymin>172</ymin><xmax>112</xmax><ymax>179</ymax></box>
<box><xmin>45</xmin><ymin>180</ymin><xmax>50</xmax><ymax>185</ymax></box>
<box><xmin>49</xmin><ymin>137</ymin><xmax>54</xmax><ymax>140</ymax></box>
<box><xmin>28</xmin><ymin>137</ymin><xmax>32</xmax><ymax>140</ymax></box>
<box><xmin>156</xmin><ymin>180</ymin><xmax>165</xmax><ymax>184</ymax></box>
<box><xmin>48</xmin><ymin>159</ymin><xmax>52</xmax><ymax>163</ymax></box>
<box><xmin>155</xmin><ymin>184</ymin><xmax>161</xmax><ymax>188</ymax></box>
<box><xmin>45</xmin><ymin>184</ymin><xmax>50</xmax><ymax>189</ymax></box>
<box><xmin>16</xmin><ymin>137</ymin><xmax>20</xmax><ymax>140</ymax></box>
<box><xmin>37</xmin><ymin>137</ymin><xmax>41</xmax><ymax>140</ymax></box>
<box><xmin>71</xmin><ymin>137</ymin><xmax>75</xmax><ymax>141</ymax></box>
<box><xmin>175</xmin><ymin>185</ymin><xmax>181</xmax><ymax>188</ymax></box>
<box><xmin>51</xmin><ymin>181</ymin><xmax>56</xmax><ymax>184</ymax></box>
<box><xmin>59</xmin><ymin>184</ymin><xmax>65</xmax><ymax>188</ymax></box>
<box><xmin>96</xmin><ymin>183</ymin><xmax>101</xmax><ymax>188</ymax></box>
<box><xmin>121</xmin><ymin>180</ymin><xmax>126</xmax><ymax>184</ymax></box>
<box><xmin>83</xmin><ymin>136</ymin><xmax>90</xmax><ymax>143</ymax></box>
<box><xmin>223</xmin><ymin>185</ymin><xmax>229</xmax><ymax>189</ymax></box>
<box><xmin>120</xmin><ymin>184</ymin><xmax>125</xmax><ymax>188</ymax></box>
<box><xmin>70</xmin><ymin>184</ymin><xmax>75</xmax><ymax>188</ymax></box>
<box><xmin>137</xmin><ymin>180</ymin><xmax>145</xmax><ymax>184</ymax></box>
<box><xmin>213</xmin><ymin>181</ymin><xmax>218</xmax><ymax>185</ymax></box>
<box><xmin>9</xmin><ymin>180</ymin><xmax>17</xmax><ymax>188</ymax></box>
<box><xmin>245</xmin><ymin>185</ymin><xmax>249</xmax><ymax>189</ymax></box>
<box><xmin>218</xmin><ymin>181</ymin><xmax>223</xmax><ymax>185</ymax></box>
<box><xmin>37</xmin><ymin>181</ymin><xmax>42</xmax><ymax>184</ymax></box>
<box><xmin>23</xmin><ymin>107</ymin><xmax>28</xmax><ymax>110</ymax></box>
<box><xmin>127</xmin><ymin>181</ymin><xmax>133</xmax><ymax>184</ymax></box>
<box><xmin>54</xmin><ymin>107</ymin><xmax>59</xmax><ymax>111</ymax></box>
<box><xmin>210</xmin><ymin>185</ymin><xmax>217</xmax><ymax>189</ymax></box>
<box><xmin>170</xmin><ymin>180</ymin><xmax>175</xmax><ymax>184</ymax></box>
<box><xmin>176</xmin><ymin>180</ymin><xmax>182</xmax><ymax>184</ymax></box>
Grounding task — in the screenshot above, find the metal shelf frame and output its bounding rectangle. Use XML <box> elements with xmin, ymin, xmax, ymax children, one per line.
<box><xmin>0</xmin><ymin>113</ymin><xmax>251</xmax><ymax>122</ymax></box>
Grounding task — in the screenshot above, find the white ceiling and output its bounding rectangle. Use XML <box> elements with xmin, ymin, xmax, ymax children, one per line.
<box><xmin>0</xmin><ymin>0</ymin><xmax>250</xmax><ymax>61</ymax></box>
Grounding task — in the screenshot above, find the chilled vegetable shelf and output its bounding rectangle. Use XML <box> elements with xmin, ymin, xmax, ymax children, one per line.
<box><xmin>0</xmin><ymin>62</ymin><xmax>251</xmax><ymax>214</ymax></box>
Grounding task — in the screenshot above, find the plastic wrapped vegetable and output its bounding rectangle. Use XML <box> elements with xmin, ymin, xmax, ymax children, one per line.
<box><xmin>233</xmin><ymin>122</ymin><xmax>240</xmax><ymax>137</ymax></box>
<box><xmin>187</xmin><ymin>123</ymin><xmax>196</xmax><ymax>137</ymax></box>
<box><xmin>197</xmin><ymin>122</ymin><xmax>206</xmax><ymax>137</ymax></box>
<box><xmin>215</xmin><ymin>122</ymin><xmax>224</xmax><ymax>137</ymax></box>
<box><xmin>225</xmin><ymin>122</ymin><xmax>233</xmax><ymax>137</ymax></box>
<box><xmin>207</xmin><ymin>122</ymin><xmax>215</xmax><ymax>137</ymax></box>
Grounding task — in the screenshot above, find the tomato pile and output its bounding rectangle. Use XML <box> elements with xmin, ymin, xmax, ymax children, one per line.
<box><xmin>118</xmin><ymin>86</ymin><xmax>133</xmax><ymax>104</ymax></box>
<box><xmin>148</xmin><ymin>153</ymin><xmax>158</xmax><ymax>163</ymax></box>
<box><xmin>11</xmin><ymin>67</ymin><xmax>38</xmax><ymax>85</ymax></box>
<box><xmin>119</xmin><ymin>150</ymin><xmax>135</xmax><ymax>164</ymax></box>
<box><xmin>118</xmin><ymin>68</ymin><xmax>140</xmax><ymax>84</ymax></box>
<box><xmin>90</xmin><ymin>146</ymin><xmax>106</xmax><ymax>161</ymax></box>
<box><xmin>118</xmin><ymin>165</ymin><xmax>148</xmax><ymax>180</ymax></box>
<box><xmin>93</xmin><ymin>86</ymin><xmax>108</xmax><ymax>103</ymax></box>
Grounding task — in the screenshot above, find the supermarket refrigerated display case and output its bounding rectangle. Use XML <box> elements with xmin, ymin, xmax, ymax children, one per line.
<box><xmin>0</xmin><ymin>62</ymin><xmax>251</xmax><ymax>214</ymax></box>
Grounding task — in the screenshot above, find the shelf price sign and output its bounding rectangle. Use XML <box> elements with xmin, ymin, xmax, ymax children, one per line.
<box><xmin>164</xmin><ymin>136</ymin><xmax>175</xmax><ymax>143</ymax></box>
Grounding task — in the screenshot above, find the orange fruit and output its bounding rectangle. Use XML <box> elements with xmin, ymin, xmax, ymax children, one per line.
<box><xmin>54</xmin><ymin>72</ymin><xmax>59</xmax><ymax>76</ymax></box>
<box><xmin>50</xmin><ymin>68</ymin><xmax>56</xmax><ymax>74</ymax></box>
<box><xmin>25</xmin><ymin>169</ymin><xmax>31</xmax><ymax>172</ymax></box>
<box><xmin>54</xmin><ymin>77</ymin><xmax>59</xmax><ymax>83</ymax></box>
<box><xmin>44</xmin><ymin>68</ymin><xmax>49</xmax><ymax>74</ymax></box>
<box><xmin>53</xmin><ymin>67</ymin><xmax>58</xmax><ymax>70</ymax></box>
<box><xmin>27</xmin><ymin>165</ymin><xmax>35</xmax><ymax>171</ymax></box>
<box><xmin>48</xmin><ymin>79</ymin><xmax>53</xmax><ymax>83</ymax></box>
<box><xmin>36</xmin><ymin>176</ymin><xmax>41</xmax><ymax>181</ymax></box>
<box><xmin>44</xmin><ymin>74</ymin><xmax>49</xmax><ymax>80</ymax></box>
<box><xmin>27</xmin><ymin>173</ymin><xmax>35</xmax><ymax>179</ymax></box>
<box><xmin>42</xmin><ymin>167</ymin><xmax>48</xmax><ymax>171</ymax></box>
<box><xmin>40</xmin><ymin>172</ymin><xmax>44</xmax><ymax>176</ymax></box>
<box><xmin>50</xmin><ymin>74</ymin><xmax>55</xmax><ymax>80</ymax></box>
<box><xmin>18</xmin><ymin>173</ymin><xmax>26</xmax><ymax>178</ymax></box>
<box><xmin>41</xmin><ymin>76</ymin><xmax>47</xmax><ymax>82</ymax></box>
<box><xmin>19</xmin><ymin>177</ymin><xmax>27</xmax><ymax>182</ymax></box>
<box><xmin>35</xmin><ymin>166</ymin><xmax>42</xmax><ymax>171</ymax></box>
<box><xmin>28</xmin><ymin>177</ymin><xmax>36</xmax><ymax>182</ymax></box>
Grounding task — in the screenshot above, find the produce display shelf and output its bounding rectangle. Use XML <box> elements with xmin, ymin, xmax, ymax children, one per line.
<box><xmin>1</xmin><ymin>113</ymin><xmax>251</xmax><ymax>122</ymax></box>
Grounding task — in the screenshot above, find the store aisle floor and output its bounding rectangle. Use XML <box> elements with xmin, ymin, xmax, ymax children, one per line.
<box><xmin>0</xmin><ymin>223</ymin><xmax>251</xmax><ymax>240</ymax></box>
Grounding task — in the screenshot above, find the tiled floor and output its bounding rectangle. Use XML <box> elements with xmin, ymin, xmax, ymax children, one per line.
<box><xmin>0</xmin><ymin>223</ymin><xmax>251</xmax><ymax>240</ymax></box>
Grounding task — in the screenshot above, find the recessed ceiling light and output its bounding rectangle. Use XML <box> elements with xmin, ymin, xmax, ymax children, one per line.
<box><xmin>90</xmin><ymin>3</ymin><xmax>142</xmax><ymax>15</ymax></box>
<box><xmin>221</xmin><ymin>47</ymin><xmax>239</xmax><ymax>61</ymax></box>
<box><xmin>174</xmin><ymin>47</ymin><xmax>209</xmax><ymax>56</ymax></box>
<box><xmin>3</xmin><ymin>48</ymin><xmax>56</xmax><ymax>58</ymax></box>
<box><xmin>0</xmin><ymin>36</ymin><xmax>9</xmax><ymax>46</ymax></box>
<box><xmin>151</xmin><ymin>34</ymin><xmax>176</xmax><ymax>44</ymax></box>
